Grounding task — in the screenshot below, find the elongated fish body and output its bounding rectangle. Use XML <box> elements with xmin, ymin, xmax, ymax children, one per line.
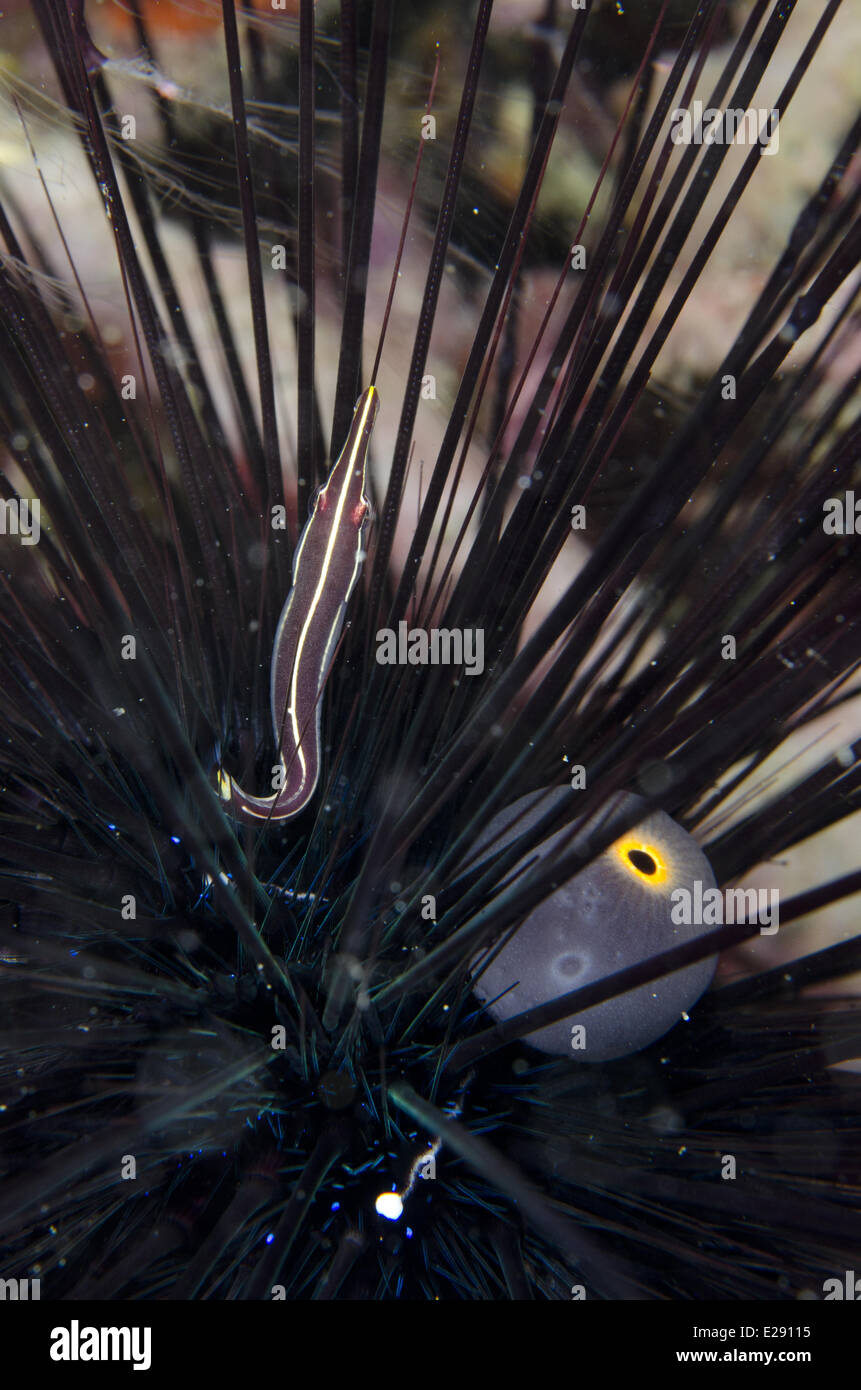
<box><xmin>221</xmin><ymin>386</ymin><xmax>378</xmax><ymax>822</ymax></box>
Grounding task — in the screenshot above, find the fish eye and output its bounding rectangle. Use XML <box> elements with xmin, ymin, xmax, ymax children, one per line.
<box><xmin>468</xmin><ymin>788</ymin><xmax>718</xmax><ymax>1062</ymax></box>
<box><xmin>628</xmin><ymin>849</ymin><xmax>656</xmax><ymax>874</ymax></box>
<box><xmin>612</xmin><ymin>836</ymin><xmax>670</xmax><ymax>887</ymax></box>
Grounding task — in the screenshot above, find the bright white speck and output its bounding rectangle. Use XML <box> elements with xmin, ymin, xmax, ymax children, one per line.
<box><xmin>375</xmin><ymin>1191</ymin><xmax>403</xmax><ymax>1221</ymax></box>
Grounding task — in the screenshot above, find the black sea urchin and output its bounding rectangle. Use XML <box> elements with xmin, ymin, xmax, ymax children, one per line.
<box><xmin>0</xmin><ymin>0</ymin><xmax>860</xmax><ymax>1319</ymax></box>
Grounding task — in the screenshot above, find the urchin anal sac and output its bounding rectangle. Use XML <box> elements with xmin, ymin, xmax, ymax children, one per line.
<box><xmin>469</xmin><ymin>789</ymin><xmax>717</xmax><ymax>1061</ymax></box>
